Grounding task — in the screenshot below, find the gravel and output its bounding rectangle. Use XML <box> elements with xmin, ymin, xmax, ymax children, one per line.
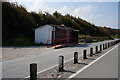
<box><xmin>2</xmin><ymin>46</ymin><xmax>54</xmax><ymax>62</ymax></box>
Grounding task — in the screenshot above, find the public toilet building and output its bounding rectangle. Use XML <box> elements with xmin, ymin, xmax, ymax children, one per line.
<box><xmin>35</xmin><ymin>24</ymin><xmax>79</xmax><ymax>47</ymax></box>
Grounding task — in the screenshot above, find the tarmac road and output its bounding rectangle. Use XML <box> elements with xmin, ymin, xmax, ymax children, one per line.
<box><xmin>71</xmin><ymin>43</ymin><xmax>119</xmax><ymax>78</ymax></box>
<box><xmin>2</xmin><ymin>40</ymin><xmax>117</xmax><ymax>79</ymax></box>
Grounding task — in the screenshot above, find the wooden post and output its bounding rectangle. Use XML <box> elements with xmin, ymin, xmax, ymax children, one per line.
<box><xmin>59</xmin><ymin>55</ymin><xmax>64</xmax><ymax>72</ymax></box>
<box><xmin>96</xmin><ymin>46</ymin><xmax>98</xmax><ymax>53</ymax></box>
<box><xmin>103</xmin><ymin>44</ymin><xmax>105</xmax><ymax>50</ymax></box>
<box><xmin>30</xmin><ymin>63</ymin><xmax>37</xmax><ymax>80</ymax></box>
<box><xmin>100</xmin><ymin>45</ymin><xmax>102</xmax><ymax>51</ymax></box>
<box><xmin>90</xmin><ymin>48</ymin><xmax>93</xmax><ymax>57</ymax></box>
<box><xmin>74</xmin><ymin>52</ymin><xmax>78</xmax><ymax>64</ymax></box>
<box><xmin>108</xmin><ymin>43</ymin><xmax>109</xmax><ymax>48</ymax></box>
<box><xmin>83</xmin><ymin>50</ymin><xmax>87</xmax><ymax>59</ymax></box>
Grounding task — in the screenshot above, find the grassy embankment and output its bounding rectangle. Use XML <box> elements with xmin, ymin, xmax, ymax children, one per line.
<box><xmin>78</xmin><ymin>35</ymin><xmax>116</xmax><ymax>44</ymax></box>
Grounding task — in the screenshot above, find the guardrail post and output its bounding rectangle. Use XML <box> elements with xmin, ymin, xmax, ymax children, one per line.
<box><xmin>104</xmin><ymin>44</ymin><xmax>105</xmax><ymax>50</ymax></box>
<box><xmin>74</xmin><ymin>52</ymin><xmax>78</xmax><ymax>64</ymax></box>
<box><xmin>108</xmin><ymin>43</ymin><xmax>109</xmax><ymax>47</ymax></box>
<box><xmin>30</xmin><ymin>63</ymin><xmax>37</xmax><ymax>80</ymax></box>
<box><xmin>96</xmin><ymin>46</ymin><xmax>98</xmax><ymax>53</ymax></box>
<box><xmin>107</xmin><ymin>43</ymin><xmax>109</xmax><ymax>48</ymax></box>
<box><xmin>100</xmin><ymin>45</ymin><xmax>102</xmax><ymax>51</ymax></box>
<box><xmin>105</xmin><ymin>43</ymin><xmax>107</xmax><ymax>49</ymax></box>
<box><xmin>59</xmin><ymin>55</ymin><xmax>64</xmax><ymax>72</ymax></box>
<box><xmin>104</xmin><ymin>44</ymin><xmax>106</xmax><ymax>49</ymax></box>
<box><xmin>83</xmin><ymin>50</ymin><xmax>87</xmax><ymax>59</ymax></box>
<box><xmin>90</xmin><ymin>48</ymin><xmax>93</xmax><ymax>57</ymax></box>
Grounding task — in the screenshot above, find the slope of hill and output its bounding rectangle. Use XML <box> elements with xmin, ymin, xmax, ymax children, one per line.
<box><xmin>2</xmin><ymin>2</ymin><xmax>120</xmax><ymax>46</ymax></box>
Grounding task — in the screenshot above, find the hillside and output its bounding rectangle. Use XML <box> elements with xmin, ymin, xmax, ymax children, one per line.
<box><xmin>2</xmin><ymin>2</ymin><xmax>120</xmax><ymax>46</ymax></box>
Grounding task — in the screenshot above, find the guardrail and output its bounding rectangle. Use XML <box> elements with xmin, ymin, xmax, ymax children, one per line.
<box><xmin>47</xmin><ymin>38</ymin><xmax>78</xmax><ymax>48</ymax></box>
<box><xmin>30</xmin><ymin>39</ymin><xmax>120</xmax><ymax>80</ymax></box>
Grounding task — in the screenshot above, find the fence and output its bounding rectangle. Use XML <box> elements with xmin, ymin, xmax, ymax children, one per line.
<box><xmin>47</xmin><ymin>38</ymin><xmax>78</xmax><ymax>48</ymax></box>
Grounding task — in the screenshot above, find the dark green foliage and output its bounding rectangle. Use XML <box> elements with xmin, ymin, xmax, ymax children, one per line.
<box><xmin>2</xmin><ymin>2</ymin><xmax>37</xmax><ymax>42</ymax></box>
<box><xmin>37</xmin><ymin>12</ymin><xmax>60</xmax><ymax>26</ymax></box>
<box><xmin>2</xmin><ymin>2</ymin><xmax>120</xmax><ymax>46</ymax></box>
<box><xmin>30</xmin><ymin>12</ymin><xmax>41</xmax><ymax>27</ymax></box>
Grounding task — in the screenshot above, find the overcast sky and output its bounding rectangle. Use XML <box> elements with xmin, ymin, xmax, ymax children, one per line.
<box><xmin>10</xmin><ymin>0</ymin><xmax>120</xmax><ymax>29</ymax></box>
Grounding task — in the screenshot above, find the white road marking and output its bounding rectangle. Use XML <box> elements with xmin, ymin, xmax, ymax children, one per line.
<box><xmin>68</xmin><ymin>45</ymin><xmax>118</xmax><ymax>78</ymax></box>
<box><xmin>23</xmin><ymin>54</ymin><xmax>84</xmax><ymax>79</ymax></box>
<box><xmin>24</xmin><ymin>64</ymin><xmax>58</xmax><ymax>79</ymax></box>
<box><xmin>24</xmin><ymin>54</ymin><xmax>82</xmax><ymax>79</ymax></box>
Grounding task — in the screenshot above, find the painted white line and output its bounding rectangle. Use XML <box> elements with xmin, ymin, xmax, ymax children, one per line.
<box><xmin>24</xmin><ymin>56</ymin><xmax>80</xmax><ymax>79</ymax></box>
<box><xmin>24</xmin><ymin>54</ymin><xmax>84</xmax><ymax>79</ymax></box>
<box><xmin>24</xmin><ymin>64</ymin><xmax>58</xmax><ymax>79</ymax></box>
<box><xmin>68</xmin><ymin>45</ymin><xmax>118</xmax><ymax>78</ymax></box>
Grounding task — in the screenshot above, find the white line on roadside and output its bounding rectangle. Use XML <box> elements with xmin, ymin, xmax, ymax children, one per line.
<box><xmin>24</xmin><ymin>55</ymin><xmax>82</xmax><ymax>79</ymax></box>
<box><xmin>24</xmin><ymin>54</ymin><xmax>83</xmax><ymax>79</ymax></box>
<box><xmin>68</xmin><ymin>45</ymin><xmax>118</xmax><ymax>78</ymax></box>
<box><xmin>24</xmin><ymin>64</ymin><xmax>58</xmax><ymax>79</ymax></box>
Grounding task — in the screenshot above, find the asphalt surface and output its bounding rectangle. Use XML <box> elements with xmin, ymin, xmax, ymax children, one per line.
<box><xmin>73</xmin><ymin>43</ymin><xmax>118</xmax><ymax>78</ymax></box>
<box><xmin>2</xmin><ymin>40</ymin><xmax>117</xmax><ymax>78</ymax></box>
